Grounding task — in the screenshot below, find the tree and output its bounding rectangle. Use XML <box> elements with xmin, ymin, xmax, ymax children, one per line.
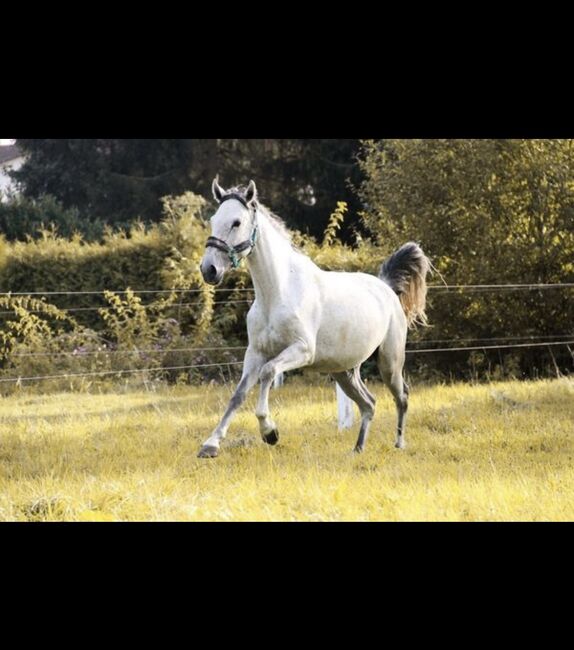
<box><xmin>358</xmin><ymin>139</ymin><xmax>574</xmax><ymax>378</ymax></box>
<box><xmin>11</xmin><ymin>139</ymin><xmax>363</xmax><ymax>239</ymax></box>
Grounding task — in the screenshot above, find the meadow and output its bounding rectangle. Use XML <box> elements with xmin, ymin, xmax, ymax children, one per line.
<box><xmin>0</xmin><ymin>377</ymin><xmax>573</xmax><ymax>522</ymax></box>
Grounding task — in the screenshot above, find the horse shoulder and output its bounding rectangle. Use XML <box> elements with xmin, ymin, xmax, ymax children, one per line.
<box><xmin>246</xmin><ymin>300</ymin><xmax>264</xmax><ymax>335</ymax></box>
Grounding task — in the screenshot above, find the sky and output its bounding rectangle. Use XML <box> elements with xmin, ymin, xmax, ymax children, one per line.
<box><xmin>0</xmin><ymin>139</ymin><xmax>16</xmax><ymax>146</ymax></box>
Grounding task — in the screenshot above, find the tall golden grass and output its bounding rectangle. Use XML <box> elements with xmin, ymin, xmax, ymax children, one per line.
<box><xmin>1</xmin><ymin>377</ymin><xmax>573</xmax><ymax>521</ymax></box>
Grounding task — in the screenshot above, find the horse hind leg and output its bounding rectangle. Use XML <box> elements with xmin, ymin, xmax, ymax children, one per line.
<box><xmin>377</xmin><ymin>347</ymin><xmax>409</xmax><ymax>449</ymax></box>
<box><xmin>333</xmin><ymin>367</ymin><xmax>376</xmax><ymax>453</ymax></box>
<box><xmin>394</xmin><ymin>378</ymin><xmax>409</xmax><ymax>449</ymax></box>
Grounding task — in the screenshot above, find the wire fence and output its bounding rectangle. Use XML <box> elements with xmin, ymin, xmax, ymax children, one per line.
<box><xmin>427</xmin><ymin>283</ymin><xmax>574</xmax><ymax>291</ymax></box>
<box><xmin>0</xmin><ymin>340</ymin><xmax>572</xmax><ymax>385</ymax></box>
<box><xmin>0</xmin><ymin>362</ymin><xmax>246</xmax><ymax>384</ymax></box>
<box><xmin>0</xmin><ymin>282</ymin><xmax>571</xmax><ymax>317</ymax></box>
<box><xmin>0</xmin><ymin>282</ymin><xmax>571</xmax><ymax>386</ymax></box>
<box><xmin>6</xmin><ymin>335</ymin><xmax>574</xmax><ymax>358</ymax></box>
<box><xmin>8</xmin><ymin>346</ymin><xmax>248</xmax><ymax>358</ymax></box>
<box><xmin>405</xmin><ymin>340</ymin><xmax>574</xmax><ymax>354</ymax></box>
<box><xmin>0</xmin><ymin>301</ymin><xmax>253</xmax><ymax>316</ymax></box>
<box><xmin>409</xmin><ymin>334</ymin><xmax>574</xmax><ymax>345</ymax></box>
<box><xmin>0</xmin><ymin>288</ymin><xmax>254</xmax><ymax>296</ymax></box>
<box><xmin>0</xmin><ymin>282</ymin><xmax>573</xmax><ymax>298</ymax></box>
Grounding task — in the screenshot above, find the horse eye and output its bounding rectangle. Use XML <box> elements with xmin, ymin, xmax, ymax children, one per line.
<box><xmin>232</xmin><ymin>220</ymin><xmax>241</xmax><ymax>228</ymax></box>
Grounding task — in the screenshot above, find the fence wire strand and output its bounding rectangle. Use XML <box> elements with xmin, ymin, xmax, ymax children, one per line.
<box><xmin>0</xmin><ymin>282</ymin><xmax>573</xmax><ymax>298</ymax></box>
<box><xmin>0</xmin><ymin>362</ymin><xmax>246</xmax><ymax>384</ymax></box>
<box><xmin>405</xmin><ymin>340</ymin><xmax>574</xmax><ymax>354</ymax></box>
<box><xmin>0</xmin><ymin>301</ymin><xmax>253</xmax><ymax>316</ymax></box>
<box><xmin>1</xmin><ymin>341</ymin><xmax>572</xmax><ymax>384</ymax></box>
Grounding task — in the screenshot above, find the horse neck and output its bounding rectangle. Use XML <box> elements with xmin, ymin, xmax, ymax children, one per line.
<box><xmin>247</xmin><ymin>211</ymin><xmax>294</xmax><ymax>309</ymax></box>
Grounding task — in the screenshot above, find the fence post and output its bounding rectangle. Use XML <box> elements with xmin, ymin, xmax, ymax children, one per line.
<box><xmin>336</xmin><ymin>382</ymin><xmax>355</xmax><ymax>430</ymax></box>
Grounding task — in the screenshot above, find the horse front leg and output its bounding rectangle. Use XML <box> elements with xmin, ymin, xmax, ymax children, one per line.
<box><xmin>198</xmin><ymin>349</ymin><xmax>265</xmax><ymax>458</ymax></box>
<box><xmin>256</xmin><ymin>341</ymin><xmax>314</xmax><ymax>445</ymax></box>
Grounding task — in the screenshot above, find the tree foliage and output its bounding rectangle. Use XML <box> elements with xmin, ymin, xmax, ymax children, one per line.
<box><xmin>11</xmin><ymin>139</ymin><xmax>363</xmax><ymax>239</ymax></box>
<box><xmin>358</xmin><ymin>139</ymin><xmax>574</xmax><ymax>378</ymax></box>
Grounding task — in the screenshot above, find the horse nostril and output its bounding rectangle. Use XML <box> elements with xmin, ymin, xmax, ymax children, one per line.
<box><xmin>201</xmin><ymin>260</ymin><xmax>221</xmax><ymax>284</ymax></box>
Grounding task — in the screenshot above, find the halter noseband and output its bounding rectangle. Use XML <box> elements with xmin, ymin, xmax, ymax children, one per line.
<box><xmin>205</xmin><ymin>194</ymin><xmax>259</xmax><ymax>269</ymax></box>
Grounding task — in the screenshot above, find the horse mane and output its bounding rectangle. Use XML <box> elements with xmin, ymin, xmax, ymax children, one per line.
<box><xmin>224</xmin><ymin>186</ymin><xmax>294</xmax><ymax>244</ymax></box>
<box><xmin>258</xmin><ymin>204</ymin><xmax>294</xmax><ymax>243</ymax></box>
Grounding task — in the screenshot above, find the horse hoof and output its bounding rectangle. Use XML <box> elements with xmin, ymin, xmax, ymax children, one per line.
<box><xmin>197</xmin><ymin>445</ymin><xmax>219</xmax><ymax>459</ymax></box>
<box><xmin>354</xmin><ymin>445</ymin><xmax>364</xmax><ymax>454</ymax></box>
<box><xmin>263</xmin><ymin>429</ymin><xmax>279</xmax><ymax>446</ymax></box>
<box><xmin>395</xmin><ymin>440</ymin><xmax>406</xmax><ymax>450</ymax></box>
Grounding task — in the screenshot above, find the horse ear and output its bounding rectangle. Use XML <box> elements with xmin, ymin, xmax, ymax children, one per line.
<box><xmin>245</xmin><ymin>180</ymin><xmax>258</xmax><ymax>204</ymax></box>
<box><xmin>212</xmin><ymin>176</ymin><xmax>225</xmax><ymax>203</ymax></box>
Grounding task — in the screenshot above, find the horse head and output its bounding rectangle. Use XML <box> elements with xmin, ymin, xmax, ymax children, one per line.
<box><xmin>200</xmin><ymin>178</ymin><xmax>259</xmax><ymax>285</ymax></box>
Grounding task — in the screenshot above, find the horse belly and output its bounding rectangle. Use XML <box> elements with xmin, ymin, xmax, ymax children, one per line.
<box><xmin>312</xmin><ymin>297</ymin><xmax>389</xmax><ymax>373</ymax></box>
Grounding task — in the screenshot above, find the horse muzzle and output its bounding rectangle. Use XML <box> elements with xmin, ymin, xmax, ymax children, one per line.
<box><xmin>200</xmin><ymin>259</ymin><xmax>225</xmax><ymax>285</ymax></box>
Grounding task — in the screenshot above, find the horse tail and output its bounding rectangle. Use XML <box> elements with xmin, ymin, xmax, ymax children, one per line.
<box><xmin>379</xmin><ymin>242</ymin><xmax>431</xmax><ymax>328</ymax></box>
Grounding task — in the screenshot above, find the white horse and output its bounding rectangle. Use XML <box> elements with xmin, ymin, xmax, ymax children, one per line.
<box><xmin>198</xmin><ymin>179</ymin><xmax>430</xmax><ymax>458</ymax></box>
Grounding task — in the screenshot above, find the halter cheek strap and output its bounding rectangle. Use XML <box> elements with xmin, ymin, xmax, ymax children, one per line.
<box><xmin>205</xmin><ymin>194</ymin><xmax>259</xmax><ymax>268</ymax></box>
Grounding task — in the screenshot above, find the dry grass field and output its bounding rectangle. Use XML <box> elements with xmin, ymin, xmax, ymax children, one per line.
<box><xmin>1</xmin><ymin>377</ymin><xmax>573</xmax><ymax>521</ymax></box>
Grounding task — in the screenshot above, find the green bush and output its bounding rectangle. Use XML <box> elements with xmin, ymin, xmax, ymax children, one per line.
<box><xmin>0</xmin><ymin>193</ymin><xmax>216</xmax><ymax>328</ymax></box>
<box><xmin>0</xmin><ymin>192</ymin><xmax>247</xmax><ymax>390</ymax></box>
<box><xmin>0</xmin><ymin>194</ymin><xmax>108</xmax><ymax>242</ymax></box>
